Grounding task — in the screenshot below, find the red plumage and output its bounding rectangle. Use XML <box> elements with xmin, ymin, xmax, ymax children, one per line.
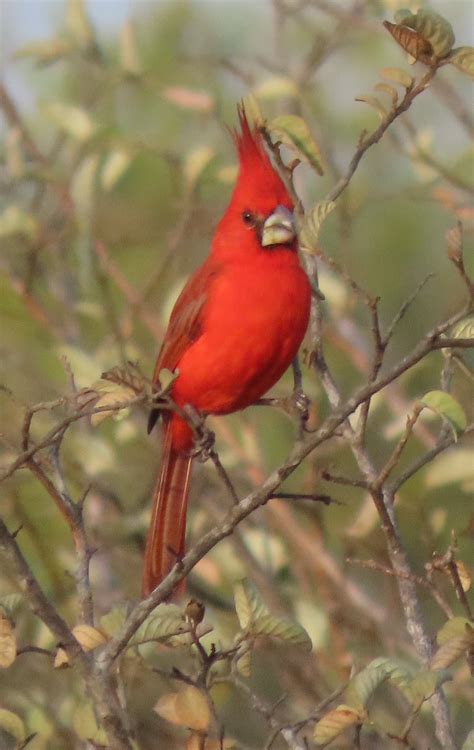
<box><xmin>142</xmin><ymin>107</ymin><xmax>311</xmax><ymax>597</ymax></box>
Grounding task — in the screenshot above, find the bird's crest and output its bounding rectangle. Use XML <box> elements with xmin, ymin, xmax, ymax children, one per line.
<box><xmin>232</xmin><ymin>104</ymin><xmax>292</xmax><ymax>208</ymax></box>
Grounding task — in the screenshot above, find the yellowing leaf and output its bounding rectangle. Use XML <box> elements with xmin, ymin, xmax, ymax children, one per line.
<box><xmin>432</xmin><ymin>618</ymin><xmax>474</xmax><ymax>670</ymax></box>
<box><xmin>66</xmin><ymin>0</ymin><xmax>95</xmax><ymax>50</ymax></box>
<box><xmin>71</xmin><ymin>153</ymin><xmax>100</xmax><ymax>224</ymax></box>
<box><xmin>398</xmin><ymin>8</ymin><xmax>455</xmax><ymax>59</ymax></box>
<box><xmin>72</xmin><ymin>702</ymin><xmax>108</xmax><ymax>744</ymax></box>
<box><xmin>155</xmin><ymin>687</ymin><xmax>210</xmax><ymax>731</ymax></box>
<box><xmin>437</xmin><ymin>616</ymin><xmax>472</xmax><ymax>645</ymax></box>
<box><xmin>455</xmin><ymin>560</ymin><xmax>472</xmax><ymax>592</ymax></box>
<box><xmin>14</xmin><ymin>38</ymin><xmax>73</xmax><ymax>64</ymax></box>
<box><xmin>355</xmin><ymin>94</ymin><xmax>387</xmax><ymax>118</ymax></box>
<box><xmin>120</xmin><ymin>19</ymin><xmax>142</xmax><ymax>76</ymax></box>
<box><xmin>313</xmin><ymin>705</ymin><xmax>362</xmax><ymax>745</ymax></box>
<box><xmin>184</xmin><ymin>145</ymin><xmax>215</xmax><ymax>190</ymax></box>
<box><xmin>448</xmin><ymin>46</ymin><xmax>474</xmax><ymax>79</ymax></box>
<box><xmin>186</xmin><ymin>737</ymin><xmax>236</xmax><ymax>750</ymax></box>
<box><xmin>374</xmin><ymin>82</ymin><xmax>398</xmax><ymax>107</ymax></box>
<box><xmin>253</xmin><ymin>76</ymin><xmax>299</xmax><ymax>100</ymax></box>
<box><xmin>54</xmin><ymin>647</ymin><xmax>69</xmax><ymax>668</ymax></box>
<box><xmin>155</xmin><ymin>692</ymin><xmax>180</xmax><ymax>725</ymax></box>
<box><xmin>0</xmin><ymin>708</ymin><xmax>25</xmax><ymax>742</ymax></box>
<box><xmin>381</xmin><ymin>66</ymin><xmax>414</xmax><ymax>88</ymax></box>
<box><xmin>269</xmin><ymin>114</ymin><xmax>323</xmax><ymax>175</ymax></box>
<box><xmin>72</xmin><ymin>624</ymin><xmax>108</xmax><ymax>651</ymax></box>
<box><xmin>233</xmin><ymin>579</ymin><xmax>267</xmax><ymax>630</ymax></box>
<box><xmin>91</xmin><ymin>383</ymin><xmax>137</xmax><ymax>425</ymax></box>
<box><xmin>0</xmin><ymin>613</ymin><xmax>16</xmax><ymax>668</ymax></box>
<box><xmin>431</xmin><ymin>635</ymin><xmax>473</xmax><ymax>671</ymax></box>
<box><xmin>0</xmin><ymin>205</ymin><xmax>39</xmax><ymax>242</ymax></box>
<box><xmin>240</xmin><ymin>95</ymin><xmax>264</xmax><ymax>128</ymax></box>
<box><xmin>42</xmin><ymin>101</ymin><xmax>96</xmax><ymax>141</ymax></box>
<box><xmin>101</xmin><ymin>148</ymin><xmax>134</xmax><ymax>191</ymax></box>
<box><xmin>461</xmin><ymin>729</ymin><xmax>474</xmax><ymax>750</ymax></box>
<box><xmin>383</xmin><ymin>21</ymin><xmax>434</xmax><ymax>63</ymax></box>
<box><xmin>421</xmin><ymin>390</ymin><xmax>466</xmax><ymax>437</ymax></box>
<box><xmin>175</xmin><ymin>686</ymin><xmax>210</xmax><ymax>731</ymax></box>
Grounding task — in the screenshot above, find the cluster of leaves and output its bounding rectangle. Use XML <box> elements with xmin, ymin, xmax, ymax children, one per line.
<box><xmin>314</xmin><ymin>616</ymin><xmax>474</xmax><ymax>747</ymax></box>
<box><xmin>0</xmin><ymin>580</ymin><xmax>312</xmax><ymax>748</ymax></box>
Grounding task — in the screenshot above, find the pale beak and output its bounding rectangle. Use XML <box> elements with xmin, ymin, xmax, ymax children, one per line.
<box><xmin>261</xmin><ymin>205</ymin><xmax>296</xmax><ymax>247</ymax></box>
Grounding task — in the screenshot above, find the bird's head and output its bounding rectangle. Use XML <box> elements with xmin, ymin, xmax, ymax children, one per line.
<box><xmin>212</xmin><ymin>106</ymin><xmax>297</xmax><ymax>259</ymax></box>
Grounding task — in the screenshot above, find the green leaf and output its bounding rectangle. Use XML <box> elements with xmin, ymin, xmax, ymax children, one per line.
<box><xmin>421</xmin><ymin>390</ymin><xmax>466</xmax><ymax>437</ymax></box>
<box><xmin>405</xmin><ymin>669</ymin><xmax>451</xmax><ymax>706</ymax></box>
<box><xmin>252</xmin><ymin>613</ymin><xmax>312</xmax><ymax>651</ymax></box>
<box><xmin>100</xmin><ymin>605</ymin><xmax>129</xmax><ymax>637</ymax></box>
<box><xmin>0</xmin><ymin>593</ymin><xmax>23</xmax><ymax>618</ymax></box>
<box><xmin>345</xmin><ymin>659</ymin><xmax>385</xmax><ymax>710</ymax></box>
<box><xmin>461</xmin><ymin>729</ymin><xmax>474</xmax><ymax>750</ymax></box>
<box><xmin>130</xmin><ymin>604</ymin><xmax>187</xmax><ymax>645</ymax></box>
<box><xmin>448</xmin><ymin>46</ymin><xmax>474</xmax><ymax>79</ymax></box>
<box><xmin>380</xmin><ymin>66</ymin><xmax>414</xmax><ymax>88</ymax></box>
<box><xmin>450</xmin><ymin>315</ymin><xmax>474</xmax><ymax>341</ymax></box>
<box><xmin>233</xmin><ymin>579</ymin><xmax>268</xmax><ymax>630</ymax></box>
<box><xmin>398</xmin><ymin>8</ymin><xmax>455</xmax><ymax>58</ymax></box>
<box><xmin>269</xmin><ymin>114</ymin><xmax>324</xmax><ymax>175</ymax></box>
<box><xmin>0</xmin><ymin>709</ymin><xmax>25</xmax><ymax>742</ymax></box>
<box><xmin>300</xmin><ymin>200</ymin><xmax>336</xmax><ymax>250</ymax></box>
<box><xmin>235</xmin><ymin>645</ymin><xmax>252</xmax><ymax>678</ymax></box>
<box><xmin>313</xmin><ymin>704</ymin><xmax>362</xmax><ymax>746</ymax></box>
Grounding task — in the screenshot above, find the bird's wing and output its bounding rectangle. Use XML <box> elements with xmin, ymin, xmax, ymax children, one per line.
<box><xmin>148</xmin><ymin>260</ymin><xmax>219</xmax><ymax>432</ymax></box>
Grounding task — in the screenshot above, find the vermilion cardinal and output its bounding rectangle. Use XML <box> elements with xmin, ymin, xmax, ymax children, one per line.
<box><xmin>142</xmin><ymin>107</ymin><xmax>311</xmax><ymax>596</ymax></box>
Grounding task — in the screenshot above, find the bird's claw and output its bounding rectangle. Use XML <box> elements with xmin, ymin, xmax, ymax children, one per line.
<box><xmin>191</xmin><ymin>426</ymin><xmax>215</xmax><ymax>462</ymax></box>
<box><xmin>286</xmin><ymin>388</ymin><xmax>310</xmax><ymax>427</ymax></box>
<box><xmin>183</xmin><ymin>405</ymin><xmax>215</xmax><ymax>462</ymax></box>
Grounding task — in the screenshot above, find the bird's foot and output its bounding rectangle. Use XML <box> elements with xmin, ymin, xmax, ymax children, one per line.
<box><xmin>291</xmin><ymin>388</ymin><xmax>311</xmax><ymax>424</ymax></box>
<box><xmin>183</xmin><ymin>405</ymin><xmax>215</xmax><ymax>462</ymax></box>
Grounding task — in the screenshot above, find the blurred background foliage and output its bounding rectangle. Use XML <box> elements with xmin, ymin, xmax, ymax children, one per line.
<box><xmin>0</xmin><ymin>0</ymin><xmax>473</xmax><ymax>748</ymax></box>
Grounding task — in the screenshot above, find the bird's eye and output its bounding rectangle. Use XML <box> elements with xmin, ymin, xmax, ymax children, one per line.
<box><xmin>242</xmin><ymin>211</ymin><xmax>254</xmax><ymax>225</ymax></box>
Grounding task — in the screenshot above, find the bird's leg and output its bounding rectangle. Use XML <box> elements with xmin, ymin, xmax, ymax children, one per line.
<box><xmin>183</xmin><ymin>405</ymin><xmax>215</xmax><ymax>462</ymax></box>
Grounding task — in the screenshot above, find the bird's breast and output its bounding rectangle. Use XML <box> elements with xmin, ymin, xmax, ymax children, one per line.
<box><xmin>171</xmin><ymin>257</ymin><xmax>311</xmax><ymax>414</ymax></box>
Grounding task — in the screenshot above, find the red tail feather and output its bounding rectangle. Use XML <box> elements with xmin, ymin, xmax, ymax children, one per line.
<box><xmin>142</xmin><ymin>416</ymin><xmax>193</xmax><ymax>597</ymax></box>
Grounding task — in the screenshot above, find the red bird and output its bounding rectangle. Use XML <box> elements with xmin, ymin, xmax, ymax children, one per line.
<box><xmin>142</xmin><ymin>108</ymin><xmax>311</xmax><ymax>597</ymax></box>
